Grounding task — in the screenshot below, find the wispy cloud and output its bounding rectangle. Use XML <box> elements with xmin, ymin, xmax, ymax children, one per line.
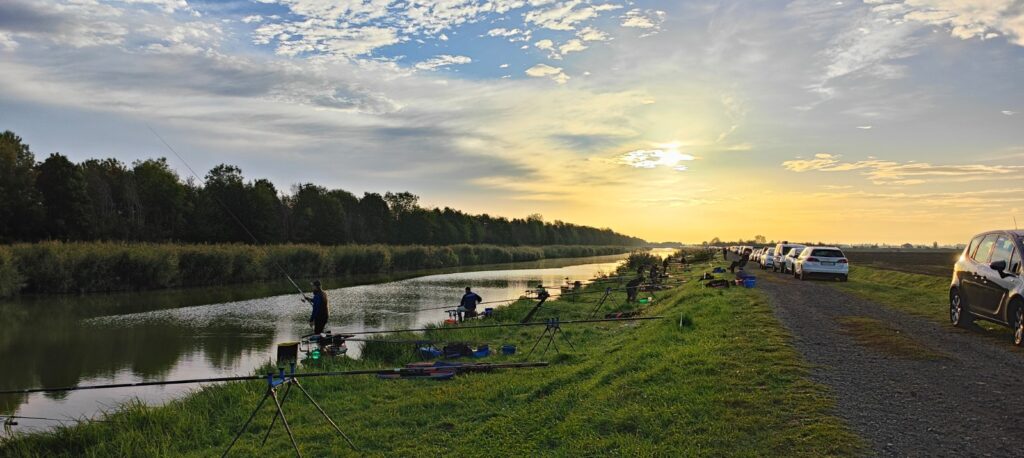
<box><xmin>783</xmin><ymin>153</ymin><xmax>1024</xmax><ymax>185</ymax></box>
<box><xmin>615</xmin><ymin>146</ymin><xmax>695</xmax><ymax>171</ymax></box>
<box><xmin>414</xmin><ymin>54</ymin><xmax>472</xmax><ymax>71</ymax></box>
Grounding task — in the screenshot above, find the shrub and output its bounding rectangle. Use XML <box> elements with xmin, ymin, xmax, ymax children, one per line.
<box><xmin>0</xmin><ymin>246</ymin><xmax>22</xmax><ymax>297</ymax></box>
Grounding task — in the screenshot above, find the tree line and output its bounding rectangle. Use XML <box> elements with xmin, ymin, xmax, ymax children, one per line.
<box><xmin>0</xmin><ymin>131</ymin><xmax>644</xmax><ymax>246</ymax></box>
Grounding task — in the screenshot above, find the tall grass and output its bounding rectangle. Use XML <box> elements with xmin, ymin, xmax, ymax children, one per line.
<box><xmin>0</xmin><ymin>242</ymin><xmax>629</xmax><ymax>296</ymax></box>
<box><xmin>0</xmin><ymin>246</ymin><xmax>21</xmax><ymax>297</ymax></box>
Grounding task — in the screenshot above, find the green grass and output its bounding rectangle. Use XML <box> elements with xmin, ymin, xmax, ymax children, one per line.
<box><xmin>0</xmin><ymin>265</ymin><xmax>863</xmax><ymax>457</ymax></box>
<box><xmin>831</xmin><ymin>266</ymin><xmax>1014</xmax><ymax>342</ymax></box>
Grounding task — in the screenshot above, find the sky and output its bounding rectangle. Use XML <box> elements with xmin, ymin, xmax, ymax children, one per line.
<box><xmin>1</xmin><ymin>0</ymin><xmax>1023</xmax><ymax>245</ymax></box>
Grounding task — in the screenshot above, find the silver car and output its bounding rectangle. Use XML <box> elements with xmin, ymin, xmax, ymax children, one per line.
<box><xmin>949</xmin><ymin>230</ymin><xmax>1024</xmax><ymax>345</ymax></box>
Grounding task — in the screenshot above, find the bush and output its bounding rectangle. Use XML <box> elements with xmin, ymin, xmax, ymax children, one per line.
<box><xmin>2</xmin><ymin>242</ymin><xmax>631</xmax><ymax>295</ymax></box>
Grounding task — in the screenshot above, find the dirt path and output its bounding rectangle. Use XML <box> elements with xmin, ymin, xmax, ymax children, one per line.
<box><xmin>751</xmin><ymin>265</ymin><xmax>1024</xmax><ymax>457</ymax></box>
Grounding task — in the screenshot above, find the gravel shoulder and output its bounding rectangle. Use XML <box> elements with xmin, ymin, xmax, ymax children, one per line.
<box><xmin>753</xmin><ymin>265</ymin><xmax>1024</xmax><ymax>457</ymax></box>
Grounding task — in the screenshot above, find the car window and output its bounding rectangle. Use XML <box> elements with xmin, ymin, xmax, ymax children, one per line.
<box><xmin>973</xmin><ymin>235</ymin><xmax>998</xmax><ymax>263</ymax></box>
<box><xmin>966</xmin><ymin>236</ymin><xmax>983</xmax><ymax>259</ymax></box>
<box><xmin>1009</xmin><ymin>248</ymin><xmax>1021</xmax><ymax>274</ymax></box>
<box><xmin>990</xmin><ymin>236</ymin><xmax>1015</xmax><ymax>265</ymax></box>
<box><xmin>811</xmin><ymin>249</ymin><xmax>844</xmax><ymax>258</ymax></box>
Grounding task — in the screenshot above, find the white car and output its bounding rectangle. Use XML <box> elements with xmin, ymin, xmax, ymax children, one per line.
<box><xmin>794</xmin><ymin>246</ymin><xmax>849</xmax><ymax>281</ymax></box>
<box><xmin>772</xmin><ymin>243</ymin><xmax>806</xmax><ymax>273</ymax></box>
<box><xmin>759</xmin><ymin>247</ymin><xmax>776</xmax><ymax>269</ymax></box>
<box><xmin>780</xmin><ymin>248</ymin><xmax>802</xmax><ymax>274</ymax></box>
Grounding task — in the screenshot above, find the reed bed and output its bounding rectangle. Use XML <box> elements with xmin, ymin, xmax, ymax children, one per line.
<box><xmin>0</xmin><ymin>242</ymin><xmax>629</xmax><ymax>296</ymax></box>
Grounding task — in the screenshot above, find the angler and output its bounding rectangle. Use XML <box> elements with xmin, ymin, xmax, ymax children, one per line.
<box><xmin>304</xmin><ymin>280</ymin><xmax>329</xmax><ymax>334</ymax></box>
<box><xmin>457</xmin><ymin>286</ymin><xmax>483</xmax><ymax>322</ymax></box>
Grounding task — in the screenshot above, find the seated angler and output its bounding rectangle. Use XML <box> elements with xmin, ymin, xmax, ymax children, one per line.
<box><xmin>458</xmin><ymin>287</ymin><xmax>483</xmax><ymax>322</ymax></box>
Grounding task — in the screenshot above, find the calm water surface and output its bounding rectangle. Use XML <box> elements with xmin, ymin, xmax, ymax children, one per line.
<box><xmin>0</xmin><ymin>253</ymin><xmax>644</xmax><ymax>432</ymax></box>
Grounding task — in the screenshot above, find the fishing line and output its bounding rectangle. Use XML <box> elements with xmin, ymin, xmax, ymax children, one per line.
<box><xmin>405</xmin><ymin>280</ymin><xmax>684</xmax><ymax>313</ymax></box>
<box><xmin>337</xmin><ymin>316</ymin><xmax>665</xmax><ymax>336</ymax></box>
<box><xmin>0</xmin><ymin>362</ymin><xmax>549</xmax><ymax>396</ymax></box>
<box><xmin>146</xmin><ymin>124</ymin><xmax>306</xmax><ymax>299</ymax></box>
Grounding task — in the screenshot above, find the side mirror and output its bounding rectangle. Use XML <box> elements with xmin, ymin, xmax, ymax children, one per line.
<box><xmin>990</xmin><ymin>260</ymin><xmax>1007</xmax><ymax>274</ymax></box>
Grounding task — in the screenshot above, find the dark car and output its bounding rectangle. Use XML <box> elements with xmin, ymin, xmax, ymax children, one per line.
<box><xmin>949</xmin><ymin>230</ymin><xmax>1024</xmax><ymax>345</ymax></box>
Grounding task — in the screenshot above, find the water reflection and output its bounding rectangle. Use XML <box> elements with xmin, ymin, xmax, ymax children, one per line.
<box><xmin>0</xmin><ymin>253</ymin><xmax>631</xmax><ymax>430</ymax></box>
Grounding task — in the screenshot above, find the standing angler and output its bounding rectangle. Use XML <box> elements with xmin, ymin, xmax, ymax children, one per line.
<box><xmin>305</xmin><ymin>280</ymin><xmax>329</xmax><ymax>334</ymax></box>
<box><xmin>457</xmin><ymin>287</ymin><xmax>483</xmax><ymax>322</ymax></box>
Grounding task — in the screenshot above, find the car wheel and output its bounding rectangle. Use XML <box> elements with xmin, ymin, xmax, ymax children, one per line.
<box><xmin>839</xmin><ymin>274</ymin><xmax>848</xmax><ymax>282</ymax></box>
<box><xmin>798</xmin><ymin>269</ymin><xmax>806</xmax><ymax>281</ymax></box>
<box><xmin>949</xmin><ymin>288</ymin><xmax>971</xmax><ymax>327</ymax></box>
<box><xmin>792</xmin><ymin>267</ymin><xmax>799</xmax><ymax>278</ymax></box>
<box><xmin>1012</xmin><ymin>303</ymin><xmax>1024</xmax><ymax>346</ymax></box>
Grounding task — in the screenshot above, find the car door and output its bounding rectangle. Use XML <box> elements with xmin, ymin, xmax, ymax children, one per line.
<box><xmin>976</xmin><ymin>236</ymin><xmax>1019</xmax><ymax>320</ymax></box>
<box><xmin>962</xmin><ymin>234</ymin><xmax>997</xmax><ymax>312</ymax></box>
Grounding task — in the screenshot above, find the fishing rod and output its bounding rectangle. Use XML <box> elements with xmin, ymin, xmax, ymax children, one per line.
<box><xmin>147</xmin><ymin>125</ymin><xmax>307</xmax><ymax>299</ymax></box>
<box><xmin>0</xmin><ymin>362</ymin><xmax>549</xmax><ymax>396</ymax></box>
<box><xmin>338</xmin><ymin>316</ymin><xmax>665</xmax><ymax>336</ymax></box>
<box><xmin>406</xmin><ymin>280</ymin><xmax>685</xmax><ymax>313</ymax></box>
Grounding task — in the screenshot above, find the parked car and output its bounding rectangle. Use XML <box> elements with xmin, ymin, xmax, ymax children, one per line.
<box><xmin>949</xmin><ymin>230</ymin><xmax>1024</xmax><ymax>345</ymax></box>
<box><xmin>793</xmin><ymin>246</ymin><xmax>849</xmax><ymax>281</ymax></box>
<box><xmin>773</xmin><ymin>243</ymin><xmax>805</xmax><ymax>272</ymax></box>
<box><xmin>780</xmin><ymin>248</ymin><xmax>802</xmax><ymax>274</ymax></box>
<box><xmin>760</xmin><ymin>247</ymin><xmax>776</xmax><ymax>269</ymax></box>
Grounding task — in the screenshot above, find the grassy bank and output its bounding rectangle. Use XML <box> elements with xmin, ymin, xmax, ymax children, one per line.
<box><xmin>0</xmin><ymin>243</ymin><xmax>629</xmax><ymax>296</ymax></box>
<box><xmin>0</xmin><ymin>262</ymin><xmax>862</xmax><ymax>456</ymax></box>
<box><xmin>831</xmin><ymin>266</ymin><xmax>1015</xmax><ymax>341</ymax></box>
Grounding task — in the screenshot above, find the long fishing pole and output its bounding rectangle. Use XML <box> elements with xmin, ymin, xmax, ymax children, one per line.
<box><xmin>0</xmin><ymin>362</ymin><xmax>549</xmax><ymax>396</ymax></box>
<box><xmin>146</xmin><ymin>125</ymin><xmax>306</xmax><ymax>299</ymax></box>
<box><xmin>340</xmin><ymin>316</ymin><xmax>664</xmax><ymax>336</ymax></box>
<box><xmin>408</xmin><ymin>280</ymin><xmax>684</xmax><ymax>313</ymax></box>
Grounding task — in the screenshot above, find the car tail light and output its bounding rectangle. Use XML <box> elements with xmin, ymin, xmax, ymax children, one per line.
<box><xmin>838</xmin><ymin>259</ymin><xmax>848</xmax><ymax>264</ymax></box>
<box><xmin>806</xmin><ymin>257</ymin><xmax>819</xmax><ymax>262</ymax></box>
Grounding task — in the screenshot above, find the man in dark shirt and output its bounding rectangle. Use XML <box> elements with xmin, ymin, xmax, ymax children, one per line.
<box><xmin>625</xmin><ymin>276</ymin><xmax>643</xmax><ymax>302</ymax></box>
<box><xmin>729</xmin><ymin>248</ymin><xmax>751</xmax><ymax>273</ymax></box>
<box><xmin>305</xmin><ymin>280</ymin><xmax>329</xmax><ymax>334</ymax></box>
<box><xmin>458</xmin><ymin>287</ymin><xmax>483</xmax><ymax>322</ymax></box>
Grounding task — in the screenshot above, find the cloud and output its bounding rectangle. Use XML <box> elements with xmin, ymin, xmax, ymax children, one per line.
<box><xmin>414</xmin><ymin>54</ymin><xmax>472</xmax><ymax>71</ymax></box>
<box><xmin>534</xmin><ymin>39</ymin><xmax>555</xmax><ymax>51</ymax></box>
<box><xmin>241</xmin><ymin>15</ymin><xmax>263</xmax><ymax>24</ymax></box>
<box><xmin>875</xmin><ymin>0</ymin><xmax>1024</xmax><ymax>46</ymax></box>
<box><xmin>857</xmin><ymin>125</ymin><xmax>873</xmax><ymax>129</ymax></box>
<box><xmin>525</xmin><ymin>1</ymin><xmax>603</xmax><ymax>31</ymax></box>
<box><xmin>559</xmin><ymin>38</ymin><xmax>588</xmax><ymax>55</ymax></box>
<box><xmin>782</xmin><ymin>153</ymin><xmax>1024</xmax><ymax>184</ymax></box>
<box><xmin>1003</xmin><ymin>110</ymin><xmax>1017</xmax><ymax>115</ymax></box>
<box><xmin>525</xmin><ymin>63</ymin><xmax>569</xmax><ymax>84</ymax></box>
<box><xmin>615</xmin><ymin>147</ymin><xmax>695</xmax><ymax>171</ymax></box>
<box><xmin>577</xmin><ymin>26</ymin><xmax>610</xmax><ymax>41</ymax></box>
<box><xmin>621</xmin><ymin>9</ymin><xmax>666</xmax><ymax>32</ymax></box>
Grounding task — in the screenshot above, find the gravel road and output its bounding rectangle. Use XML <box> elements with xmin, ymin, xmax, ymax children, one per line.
<box><xmin>750</xmin><ymin>264</ymin><xmax>1024</xmax><ymax>457</ymax></box>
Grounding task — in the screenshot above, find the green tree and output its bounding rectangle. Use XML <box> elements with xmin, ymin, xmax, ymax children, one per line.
<box><xmin>0</xmin><ymin>131</ymin><xmax>42</xmax><ymax>241</ymax></box>
<box><xmin>290</xmin><ymin>184</ymin><xmax>346</xmax><ymax>244</ymax></box>
<box><xmin>132</xmin><ymin>158</ymin><xmax>190</xmax><ymax>241</ymax></box>
<box><xmin>35</xmin><ymin>153</ymin><xmax>92</xmax><ymax>239</ymax></box>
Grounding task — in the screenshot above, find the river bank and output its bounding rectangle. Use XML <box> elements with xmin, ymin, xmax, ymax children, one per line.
<box><xmin>0</xmin><ymin>242</ymin><xmax>632</xmax><ymax>297</ymax></box>
<box><xmin>0</xmin><ymin>254</ymin><xmax>862</xmax><ymax>456</ymax></box>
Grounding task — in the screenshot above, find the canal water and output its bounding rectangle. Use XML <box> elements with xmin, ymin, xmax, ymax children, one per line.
<box><xmin>0</xmin><ymin>252</ymin><xmax>640</xmax><ymax>432</ymax></box>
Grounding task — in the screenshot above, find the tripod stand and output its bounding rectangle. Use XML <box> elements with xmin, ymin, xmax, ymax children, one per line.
<box><xmin>222</xmin><ymin>364</ymin><xmax>358</xmax><ymax>458</ymax></box>
<box><xmin>526</xmin><ymin>318</ymin><xmax>576</xmax><ymax>358</ymax></box>
<box><xmin>588</xmin><ymin>287</ymin><xmax>613</xmax><ymax>318</ymax></box>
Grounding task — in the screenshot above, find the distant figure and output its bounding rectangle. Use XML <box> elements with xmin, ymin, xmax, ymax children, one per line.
<box><xmin>662</xmin><ymin>256</ymin><xmax>671</xmax><ymax>272</ymax></box>
<box><xmin>722</xmin><ymin>247</ymin><xmax>728</xmax><ymax>259</ymax></box>
<box><xmin>625</xmin><ymin>277</ymin><xmax>643</xmax><ymax>302</ymax></box>
<box><xmin>458</xmin><ymin>287</ymin><xmax>483</xmax><ymax>322</ymax></box>
<box><xmin>535</xmin><ymin>284</ymin><xmax>550</xmax><ymax>301</ymax></box>
<box><xmin>649</xmin><ymin>265</ymin><xmax>660</xmax><ymax>284</ymax></box>
<box><xmin>305</xmin><ymin>280</ymin><xmax>329</xmax><ymax>334</ymax></box>
<box><xmin>729</xmin><ymin>248</ymin><xmax>752</xmax><ymax>273</ymax></box>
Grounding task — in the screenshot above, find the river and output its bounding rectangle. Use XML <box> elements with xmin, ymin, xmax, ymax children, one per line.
<box><xmin>0</xmin><ymin>252</ymin><xmax>646</xmax><ymax>432</ymax></box>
